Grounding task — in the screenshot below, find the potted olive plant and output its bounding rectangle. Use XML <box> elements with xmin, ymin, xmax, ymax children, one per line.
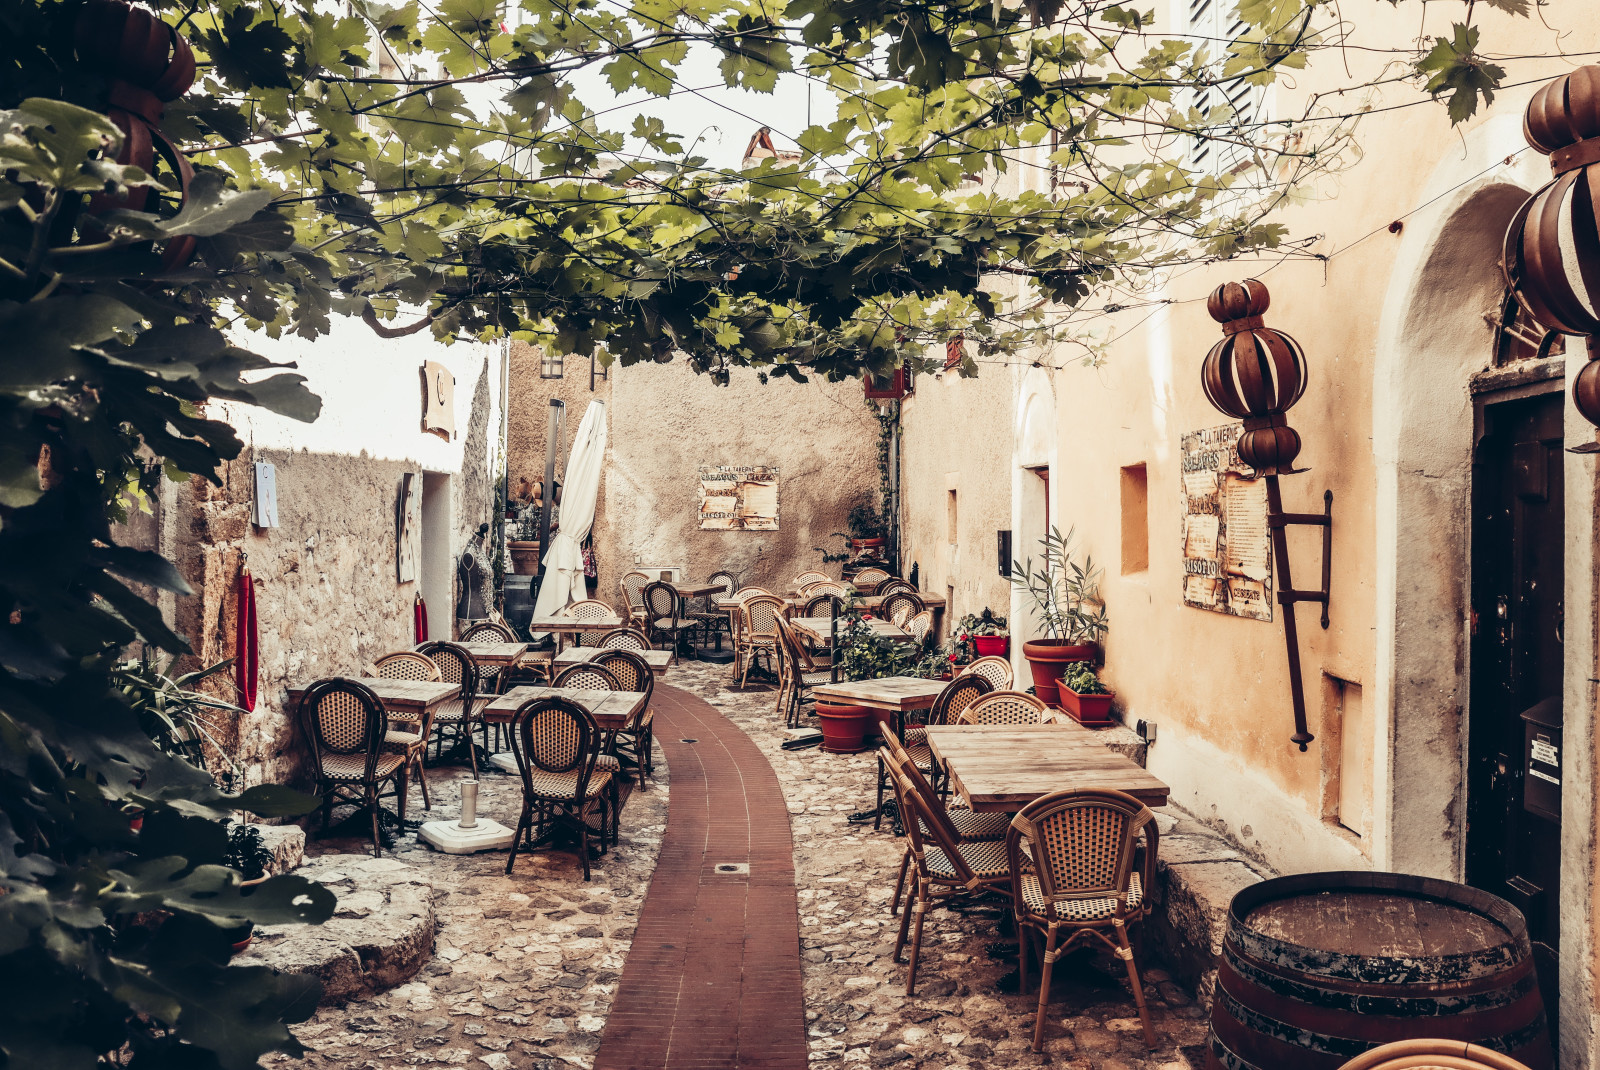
<box><xmin>1059</xmin><ymin>661</ymin><xmax>1115</xmax><ymax>726</ymax></box>
<box><xmin>1009</xmin><ymin>527</ymin><xmax>1108</xmax><ymax>709</ymax></box>
<box><xmin>841</xmin><ymin>501</ymin><xmax>886</xmax><ymax>553</ymax></box>
<box><xmin>956</xmin><ymin>609</ymin><xmax>1009</xmax><ymax>658</ymax></box>
<box><xmin>221</xmin><ymin>822</ymin><xmax>277</xmax><ymax>954</ymax></box>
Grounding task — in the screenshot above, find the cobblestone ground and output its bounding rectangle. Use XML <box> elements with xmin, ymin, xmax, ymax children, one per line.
<box><xmin>669</xmin><ymin>661</ymin><xmax>1210</xmax><ymax>1070</ymax></box>
<box><xmin>284</xmin><ymin>664</ymin><xmax>1208</xmax><ymax>1069</ymax></box>
<box><xmin>288</xmin><ymin>750</ymin><xmax>669</xmax><ymax>1069</ymax></box>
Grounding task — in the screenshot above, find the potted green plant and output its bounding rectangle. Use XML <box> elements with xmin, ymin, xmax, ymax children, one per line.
<box><xmin>508</xmin><ymin>502</ymin><xmax>542</xmax><ymax>575</ymax></box>
<box><xmin>221</xmin><ymin>823</ymin><xmax>277</xmax><ymax>954</ymax></box>
<box><xmin>956</xmin><ymin>609</ymin><xmax>1009</xmax><ymax>658</ymax></box>
<box><xmin>1058</xmin><ymin>661</ymin><xmax>1115</xmax><ymax>726</ymax></box>
<box><xmin>841</xmin><ymin>500</ymin><xmax>886</xmax><ymax>553</ymax></box>
<box><xmin>817</xmin><ymin>612</ymin><xmax>917</xmax><ymax>752</ymax></box>
<box><xmin>1009</xmin><ymin>527</ymin><xmax>1108</xmax><ymax>709</ymax></box>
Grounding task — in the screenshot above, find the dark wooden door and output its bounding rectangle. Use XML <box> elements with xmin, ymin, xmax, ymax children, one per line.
<box><xmin>1468</xmin><ymin>391</ymin><xmax>1564</xmax><ymax>1045</ymax></box>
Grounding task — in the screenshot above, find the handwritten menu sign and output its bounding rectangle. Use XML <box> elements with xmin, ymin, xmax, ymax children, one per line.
<box><xmin>698</xmin><ymin>464</ymin><xmax>780</xmax><ymax>530</ymax></box>
<box><xmin>1180</xmin><ymin>422</ymin><xmax>1272</xmax><ymax>621</ymax></box>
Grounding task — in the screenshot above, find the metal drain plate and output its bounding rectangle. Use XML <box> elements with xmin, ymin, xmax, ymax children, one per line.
<box><xmin>713</xmin><ymin>862</ymin><xmax>749</xmax><ymax>875</ymax></box>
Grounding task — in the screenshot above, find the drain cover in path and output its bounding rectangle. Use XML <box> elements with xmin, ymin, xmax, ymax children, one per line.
<box><xmin>713</xmin><ymin>862</ymin><xmax>749</xmax><ymax>875</ymax></box>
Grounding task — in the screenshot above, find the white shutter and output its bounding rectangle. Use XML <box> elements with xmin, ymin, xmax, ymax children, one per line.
<box><xmin>1185</xmin><ymin>0</ymin><xmax>1260</xmax><ymax>173</ymax></box>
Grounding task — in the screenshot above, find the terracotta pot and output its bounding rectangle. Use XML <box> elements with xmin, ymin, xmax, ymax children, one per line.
<box><xmin>1059</xmin><ymin>687</ymin><xmax>1115</xmax><ymax>726</ymax></box>
<box><xmin>228</xmin><ymin>875</ymin><xmax>270</xmax><ymax>955</ymax></box>
<box><xmin>508</xmin><ymin>540</ymin><xmax>540</xmax><ymax>574</ymax></box>
<box><xmin>972</xmin><ymin>635</ymin><xmax>1009</xmax><ymax>657</ymax></box>
<box><xmin>849</xmin><ymin>538</ymin><xmax>885</xmax><ymax>552</ymax></box>
<box><xmin>1021</xmin><ymin>639</ymin><xmax>1097</xmax><ymax>708</ymax></box>
<box><xmin>816</xmin><ymin>702</ymin><xmax>873</xmax><ymax>754</ymax></box>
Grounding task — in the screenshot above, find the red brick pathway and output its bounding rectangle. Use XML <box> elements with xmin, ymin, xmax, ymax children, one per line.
<box><xmin>594</xmin><ymin>684</ymin><xmax>808</xmax><ymax>1070</ymax></box>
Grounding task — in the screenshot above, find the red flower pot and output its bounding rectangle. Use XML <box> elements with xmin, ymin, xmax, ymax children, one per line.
<box><xmin>816</xmin><ymin>702</ymin><xmax>873</xmax><ymax>754</ymax></box>
<box><xmin>1021</xmin><ymin>640</ymin><xmax>1097</xmax><ymax>708</ymax></box>
<box><xmin>972</xmin><ymin>635</ymin><xmax>1009</xmax><ymax>658</ymax></box>
<box><xmin>1059</xmin><ymin>687</ymin><xmax>1116</xmax><ymax>726</ymax></box>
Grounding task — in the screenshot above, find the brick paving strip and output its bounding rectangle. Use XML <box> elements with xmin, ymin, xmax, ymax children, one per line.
<box><xmin>594</xmin><ymin>683</ymin><xmax>810</xmax><ymax>1070</ymax></box>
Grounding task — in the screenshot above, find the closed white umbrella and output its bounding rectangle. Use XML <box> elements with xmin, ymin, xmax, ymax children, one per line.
<box><xmin>530</xmin><ymin>400</ymin><xmax>607</xmax><ymax>631</ymax></box>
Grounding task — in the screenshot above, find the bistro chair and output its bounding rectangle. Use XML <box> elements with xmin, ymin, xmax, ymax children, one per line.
<box><xmin>620</xmin><ymin>571</ymin><xmax>650</xmax><ymax>628</ymax></box>
<box><xmin>643</xmin><ymin>581</ymin><xmax>697</xmax><ymax>663</ymax></box>
<box><xmin>801</xmin><ymin>592</ymin><xmax>846</xmax><ymax>619</ymax></box>
<box><xmin>685</xmin><ymin>570</ymin><xmax>737</xmax><ymax>650</ymax></box>
<box><xmin>880</xmin><ymin>736</ymin><xmax>1010</xmax><ymax>915</ymax></box>
<box><xmin>906</xmin><ymin>609</ymin><xmax>935</xmax><ymax>647</ymax></box>
<box><xmin>959</xmin><ymin>690</ymin><xmax>1050</xmax><ymax>726</ymax></box>
<box><xmin>880</xmin><ymin>592</ymin><xmax>924</xmax><ymax>629</ymax></box>
<box><xmin>564</xmin><ymin>599</ymin><xmax>616</xmax><ymax>646</ymax></box>
<box><xmin>875</xmin><ymin>672</ymin><xmax>993</xmax><ymax>828</ymax></box>
<box><xmin>552</xmin><ymin>662</ymin><xmax>622</xmax><ymax>692</ymax></box>
<box><xmin>809</xmin><ymin>580</ymin><xmax>851</xmax><ymax>600</ymax></box>
<box><xmin>792</xmin><ymin>570</ymin><xmax>831</xmax><ymax>588</ymax></box>
<box><xmin>297</xmin><ymin>678</ymin><xmax>409</xmax><ymax>857</ymax></box>
<box><xmin>371</xmin><ymin>651</ymin><xmax>442</xmax><ymax>814</ymax></box>
<box><xmin>418</xmin><ymin>640</ymin><xmax>482</xmax><ymax>777</ymax></box>
<box><xmin>776</xmin><ymin>615</ymin><xmax>832</xmax><ymax>728</ymax></box>
<box><xmin>591</xmin><ymin>648</ymin><xmax>656</xmax><ymax>789</ymax></box>
<box><xmin>728</xmin><ymin>588</ymin><xmax>775</xmax><ymax>681</ymax></box>
<box><xmin>738</xmin><ymin>594</ymin><xmax>787</xmax><ymax>687</ymax></box>
<box><xmin>1006</xmin><ymin>789</ymin><xmax>1160</xmax><ymax>1052</ymax></box>
<box><xmin>886</xmin><ymin>762</ymin><xmax>1012</xmax><ymax>995</ymax></box>
<box><xmin>966</xmin><ymin>655</ymin><xmax>1014</xmax><ymax>691</ymax></box>
<box><xmin>877</xmin><ymin>578</ymin><xmax>917</xmax><ymax>597</ymax></box>
<box><xmin>1338</xmin><ymin>1041</ymin><xmax>1535</xmax><ymax>1070</ymax></box>
<box><xmin>461</xmin><ymin>620</ymin><xmax>517</xmax><ymax>693</ymax></box>
<box><xmin>852</xmin><ymin>566</ymin><xmax>891</xmax><ymax>593</ymax></box>
<box><xmin>504</xmin><ymin>696</ymin><xmax>613</xmax><ymax>882</ymax></box>
<box><xmin>596</xmin><ymin>626</ymin><xmax>652</xmax><ymax>651</ymax></box>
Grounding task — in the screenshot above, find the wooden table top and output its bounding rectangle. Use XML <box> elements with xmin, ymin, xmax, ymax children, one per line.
<box><xmin>812</xmin><ymin>675</ymin><xmax>947</xmax><ymax>711</ymax></box>
<box><xmin>671</xmin><ymin>581</ymin><xmax>725</xmax><ymax>597</ymax></box>
<box><xmin>925</xmin><ymin>725</ymin><xmax>1170</xmax><ymax>811</ymax></box>
<box><xmin>481</xmin><ymin>685</ymin><xmax>648</xmax><ymax>729</ymax></box>
<box><xmin>789</xmin><ymin>617</ymin><xmax>908</xmax><ymax>645</ymax></box>
<box><xmin>856</xmin><ymin>593</ymin><xmax>947</xmax><ymax>610</ymax></box>
<box><xmin>286</xmin><ymin>677</ymin><xmax>458</xmax><ymax>716</ymax></box>
<box><xmin>526</xmin><ymin>615</ymin><xmax>625</xmax><ymax>632</ymax></box>
<box><xmin>552</xmin><ymin>647</ymin><xmax>672</xmax><ymax>675</ymax></box>
<box><xmin>455</xmin><ymin>641</ymin><xmax>530</xmax><ymax>665</ymax></box>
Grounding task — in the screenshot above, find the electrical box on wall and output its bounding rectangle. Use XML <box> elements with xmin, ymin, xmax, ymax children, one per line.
<box><xmin>252</xmin><ymin>462</ymin><xmax>278</xmax><ymax>528</ymax></box>
<box><xmin>997</xmin><ymin>530</ymin><xmax>1011</xmax><ymax>577</ymax></box>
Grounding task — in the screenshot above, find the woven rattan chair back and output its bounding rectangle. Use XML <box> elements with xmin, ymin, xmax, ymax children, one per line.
<box><xmin>620</xmin><ymin>571</ymin><xmax>649</xmax><ymax>610</ymax></box>
<box><xmin>590</xmin><ymin>649</ymin><xmax>653</xmax><ymax>707</ymax></box>
<box><xmin>880</xmin><ymin>592</ymin><xmax>924</xmax><ymax>629</ymax></box>
<box><xmin>906</xmin><ymin>610</ymin><xmax>935</xmax><ymax>645</ymax></box>
<box><xmin>642</xmin><ymin>581</ymin><xmax>679</xmax><ymax>620</ymax></box>
<box><xmin>462</xmin><ymin>621</ymin><xmax>515</xmax><ymax>642</ymax></box>
<box><xmin>877</xmin><ymin>578</ymin><xmax>916</xmax><ymax>597</ymax></box>
<box><xmin>966</xmin><ymin>655</ymin><xmax>1013</xmax><ymax>691</ymax></box>
<box><xmin>552</xmin><ymin>662</ymin><xmax>622</xmax><ymax>691</ymax></box>
<box><xmin>417</xmin><ymin>641</ymin><xmax>478</xmax><ymax>694</ymax></box>
<box><xmin>374</xmin><ymin>651</ymin><xmax>441</xmax><ymax>682</ymax></box>
<box><xmin>597</xmin><ymin>627</ymin><xmax>651</xmax><ymax>650</ymax></box>
<box><xmin>567</xmin><ymin>599</ymin><xmax>615</xmax><ymax>621</ymax></box>
<box><xmin>928</xmin><ymin>673</ymin><xmax>994</xmax><ymax>727</ymax></box>
<box><xmin>802</xmin><ymin>593</ymin><xmax>845</xmax><ymax>619</ymax></box>
<box><xmin>792</xmin><ymin>570</ymin><xmax>831</xmax><ymax>588</ymax></box>
<box><xmin>890</xmin><ymin>762</ymin><xmax>970</xmax><ymax>877</ymax></box>
<box><xmin>809</xmin><ymin>580</ymin><xmax>851</xmax><ymax>599</ymax></box>
<box><xmin>960</xmin><ymin>690</ymin><xmax>1049</xmax><ymax>726</ymax></box>
<box><xmin>1007</xmin><ymin>789</ymin><xmax>1151</xmax><ymax>909</ymax></box>
<box><xmin>742</xmin><ymin>595</ymin><xmax>786</xmax><ymax>646</ymax></box>
<box><xmin>734</xmin><ymin>586</ymin><xmax>774</xmax><ymax>601</ymax></box>
<box><xmin>512</xmin><ymin>696</ymin><xmax>599</xmax><ymax>779</ymax></box>
<box><xmin>706</xmin><ymin>570</ymin><xmax>737</xmax><ymax>600</ymax></box>
<box><xmin>300</xmin><ymin>678</ymin><xmax>384</xmax><ymax>758</ymax></box>
<box><xmin>1337</xmin><ymin>1041</ymin><xmax>1535</xmax><ymax>1070</ymax></box>
<box><xmin>881</xmin><ymin>732</ymin><xmax>948</xmax><ymax>819</ymax></box>
<box><xmin>853</xmin><ymin>567</ymin><xmax>890</xmax><ymax>592</ymax></box>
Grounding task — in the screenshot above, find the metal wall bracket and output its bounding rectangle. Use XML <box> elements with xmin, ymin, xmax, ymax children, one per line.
<box><xmin>1264</xmin><ymin>484</ymin><xmax>1333</xmax><ymax>752</ymax></box>
<box><xmin>1270</xmin><ymin>489</ymin><xmax>1334</xmax><ymax>629</ymax></box>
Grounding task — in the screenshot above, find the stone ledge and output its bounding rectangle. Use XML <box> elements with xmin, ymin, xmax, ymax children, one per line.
<box><xmin>238</xmin><ymin>853</ymin><xmax>437</xmax><ymax>1005</ymax></box>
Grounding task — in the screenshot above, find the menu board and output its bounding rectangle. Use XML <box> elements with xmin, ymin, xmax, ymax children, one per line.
<box><xmin>698</xmin><ymin>464</ymin><xmax>780</xmax><ymax>530</ymax></box>
<box><xmin>1180</xmin><ymin>422</ymin><xmax>1272</xmax><ymax>621</ymax></box>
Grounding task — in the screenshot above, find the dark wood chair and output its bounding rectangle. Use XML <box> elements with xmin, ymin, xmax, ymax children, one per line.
<box><xmin>590</xmin><ymin>648</ymin><xmax>655</xmax><ymax>789</ymax></box>
<box><xmin>643</xmin><ymin>580</ymin><xmax>697</xmax><ymax>663</ymax></box>
<box><xmin>418</xmin><ymin>640</ymin><xmax>482</xmax><ymax>776</ymax></box>
<box><xmin>505</xmin><ymin>696</ymin><xmax>612</xmax><ymax>881</ymax></box>
<box><xmin>875</xmin><ymin>671</ymin><xmax>992</xmax><ymax>829</ymax></box>
<box><xmin>596</xmin><ymin>626</ymin><xmax>652</xmax><ymax>651</ymax></box>
<box><xmin>297</xmin><ymin>678</ymin><xmax>409</xmax><ymax>857</ymax></box>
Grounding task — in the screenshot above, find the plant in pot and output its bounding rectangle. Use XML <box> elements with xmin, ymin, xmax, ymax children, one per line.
<box><xmin>508</xmin><ymin>502</ymin><xmax>542</xmax><ymax>575</ymax></box>
<box><xmin>1009</xmin><ymin>526</ymin><xmax>1109</xmax><ymax>709</ymax></box>
<box><xmin>1058</xmin><ymin>661</ymin><xmax>1116</xmax><ymax>727</ymax></box>
<box><xmin>840</xmin><ymin>500</ymin><xmax>886</xmax><ymax>553</ymax></box>
<box><xmin>817</xmin><ymin>613</ymin><xmax>916</xmax><ymax>753</ymax></box>
<box><xmin>955</xmin><ymin>609</ymin><xmax>1009</xmax><ymax>659</ymax></box>
<box><xmin>221</xmin><ymin>822</ymin><xmax>277</xmax><ymax>954</ymax></box>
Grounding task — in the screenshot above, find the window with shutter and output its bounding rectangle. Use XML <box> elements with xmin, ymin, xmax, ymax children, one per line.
<box><xmin>1183</xmin><ymin>0</ymin><xmax>1261</xmax><ymax>174</ymax></box>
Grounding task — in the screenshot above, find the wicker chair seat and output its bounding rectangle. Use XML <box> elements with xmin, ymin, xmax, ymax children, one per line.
<box><xmin>525</xmin><ymin>767</ymin><xmax>612</xmax><ymax>800</ymax></box>
<box><xmin>924</xmin><ymin>839</ymin><xmax>1011</xmax><ymax>881</ymax></box>
<box><xmin>1017</xmin><ymin>870</ymin><xmax>1143</xmax><ymax>921</ymax></box>
<box><xmin>594</xmin><ymin>754</ymin><xmax>622</xmax><ymax>773</ymax></box>
<box><xmin>923</xmin><ymin>808</ymin><xmax>1011</xmax><ymax>842</ymax></box>
<box><xmin>798</xmin><ymin>669</ymin><xmax>833</xmax><ymax>688</ymax></box>
<box><xmin>432</xmin><ymin>698</ymin><xmax>469</xmax><ymax>723</ymax></box>
<box><xmin>652</xmin><ymin>616</ymin><xmax>697</xmax><ymax>631</ymax></box>
<box><xmin>319</xmin><ymin>752</ymin><xmax>407</xmax><ymax>781</ymax></box>
<box><xmin>384</xmin><ymin>727</ymin><xmax>424</xmax><ymax>748</ymax></box>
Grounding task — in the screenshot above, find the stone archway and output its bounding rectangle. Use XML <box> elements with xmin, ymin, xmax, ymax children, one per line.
<box><xmin>1010</xmin><ymin>366</ymin><xmax>1058</xmax><ymax>680</ymax></box>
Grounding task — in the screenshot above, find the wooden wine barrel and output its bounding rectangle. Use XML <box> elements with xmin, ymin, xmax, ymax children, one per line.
<box><xmin>1206</xmin><ymin>872</ymin><xmax>1552</xmax><ymax>1070</ymax></box>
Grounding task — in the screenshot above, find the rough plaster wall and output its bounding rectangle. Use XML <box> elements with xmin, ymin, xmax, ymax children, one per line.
<box><xmin>900</xmin><ymin>365</ymin><xmax>1015</xmax><ymax>624</ymax></box>
<box><xmin>601</xmin><ymin>362</ymin><xmax>879</xmax><ymax>594</ymax></box>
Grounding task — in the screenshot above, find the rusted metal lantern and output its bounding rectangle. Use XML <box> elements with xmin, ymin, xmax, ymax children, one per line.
<box><xmin>1504</xmin><ymin>65</ymin><xmax>1600</xmax><ymax>429</ymax></box>
<box><xmin>1201</xmin><ymin>280</ymin><xmax>1332</xmax><ymax>751</ymax></box>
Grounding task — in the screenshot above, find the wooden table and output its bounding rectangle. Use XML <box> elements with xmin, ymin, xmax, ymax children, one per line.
<box><xmin>286</xmin><ymin>677</ymin><xmax>459</xmax><ymax>719</ymax></box>
<box><xmin>671</xmin><ymin>581</ymin><xmax>725</xmax><ymax>598</ymax></box>
<box><xmin>455</xmin><ymin>641</ymin><xmax>529</xmax><ymax>667</ymax></box>
<box><xmin>481</xmin><ymin>685</ymin><xmax>648</xmax><ymax>729</ymax></box>
<box><xmin>552</xmin><ymin>647</ymin><xmax>671</xmax><ymax>675</ymax></box>
<box><xmin>926</xmin><ymin>724</ymin><xmax>1170</xmax><ymax>811</ymax></box>
<box><xmin>789</xmin><ymin>616</ymin><xmax>909</xmax><ymax>646</ymax></box>
<box><xmin>812</xmin><ymin>675</ymin><xmax>947</xmax><ymax>715</ymax></box>
<box><xmin>855</xmin><ymin>593</ymin><xmax>947</xmax><ymax>611</ymax></box>
<box><xmin>526</xmin><ymin>615</ymin><xmax>625</xmax><ymax>650</ymax></box>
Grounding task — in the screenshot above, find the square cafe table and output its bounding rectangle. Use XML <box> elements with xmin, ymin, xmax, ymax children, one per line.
<box><xmin>480</xmin><ymin>685</ymin><xmax>648</xmax><ymax>730</ymax></box>
<box><xmin>926</xmin><ymin>724</ymin><xmax>1170</xmax><ymax>811</ymax></box>
<box><xmin>286</xmin><ymin>677</ymin><xmax>458</xmax><ymax>721</ymax></box>
<box><xmin>670</xmin><ymin>581</ymin><xmax>726</xmax><ymax>598</ymax></box>
<box><xmin>789</xmin><ymin>616</ymin><xmax>909</xmax><ymax>646</ymax></box>
<box><xmin>552</xmin><ymin>646</ymin><xmax>672</xmax><ymax>675</ymax></box>
<box><xmin>526</xmin><ymin>614</ymin><xmax>625</xmax><ymax>651</ymax></box>
<box><xmin>456</xmin><ymin>641</ymin><xmax>530</xmax><ymax>667</ymax></box>
<box><xmin>811</xmin><ymin>675</ymin><xmax>947</xmax><ymax>734</ymax></box>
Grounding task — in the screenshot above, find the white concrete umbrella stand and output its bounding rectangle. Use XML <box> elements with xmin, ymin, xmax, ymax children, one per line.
<box><xmin>420</xmin><ymin>778</ymin><xmax>515</xmax><ymax>854</ymax></box>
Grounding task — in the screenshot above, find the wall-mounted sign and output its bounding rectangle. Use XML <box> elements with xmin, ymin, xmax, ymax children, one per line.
<box><xmin>1180</xmin><ymin>422</ymin><xmax>1272</xmax><ymax>621</ymax></box>
<box><xmin>252</xmin><ymin>461</ymin><xmax>278</xmax><ymax>528</ymax></box>
<box><xmin>698</xmin><ymin>464</ymin><xmax>779</xmax><ymax>530</ymax></box>
<box><xmin>421</xmin><ymin>361</ymin><xmax>455</xmax><ymax>441</ymax></box>
<box><xmin>397</xmin><ymin>472</ymin><xmax>421</xmax><ymax>582</ymax></box>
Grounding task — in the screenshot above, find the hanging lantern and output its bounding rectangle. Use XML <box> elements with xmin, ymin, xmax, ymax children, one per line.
<box><xmin>1201</xmin><ymin>280</ymin><xmax>1309</xmax><ymax>475</ymax></box>
<box><xmin>1504</xmin><ymin>65</ymin><xmax>1600</xmax><ymax>428</ymax></box>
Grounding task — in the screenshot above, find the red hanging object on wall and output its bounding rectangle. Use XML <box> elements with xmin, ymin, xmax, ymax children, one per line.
<box><xmin>235</xmin><ymin>559</ymin><xmax>258</xmax><ymax>712</ymax></box>
<box><xmin>414</xmin><ymin>594</ymin><xmax>429</xmax><ymax>644</ymax></box>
